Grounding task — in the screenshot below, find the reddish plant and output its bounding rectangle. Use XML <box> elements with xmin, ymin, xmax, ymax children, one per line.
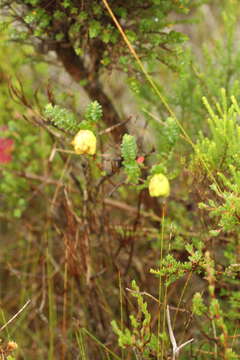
<box><xmin>0</xmin><ymin>128</ymin><xmax>14</xmax><ymax>164</ymax></box>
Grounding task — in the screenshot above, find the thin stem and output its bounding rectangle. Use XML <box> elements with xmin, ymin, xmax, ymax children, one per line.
<box><xmin>81</xmin><ymin>328</ymin><xmax>121</xmax><ymax>360</ymax></box>
<box><xmin>212</xmin><ymin>320</ymin><xmax>218</xmax><ymax>359</ymax></box>
<box><xmin>0</xmin><ymin>299</ymin><xmax>31</xmax><ymax>333</ymax></box>
<box><xmin>173</xmin><ymin>271</ymin><xmax>192</xmax><ymax>329</ymax></box>
<box><xmin>118</xmin><ymin>271</ymin><xmax>124</xmax><ymax>360</ymax></box>
<box><xmin>157</xmin><ymin>204</ymin><xmax>165</xmax><ymax>360</ymax></box>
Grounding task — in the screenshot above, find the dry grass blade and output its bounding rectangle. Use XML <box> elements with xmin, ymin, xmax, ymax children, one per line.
<box><xmin>166</xmin><ymin>305</ymin><xmax>194</xmax><ymax>360</ymax></box>
<box><xmin>0</xmin><ymin>299</ymin><xmax>31</xmax><ymax>333</ymax></box>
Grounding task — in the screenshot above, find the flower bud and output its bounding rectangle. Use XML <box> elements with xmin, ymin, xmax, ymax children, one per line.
<box><xmin>6</xmin><ymin>341</ymin><xmax>18</xmax><ymax>352</ymax></box>
<box><xmin>72</xmin><ymin>130</ymin><xmax>96</xmax><ymax>155</ymax></box>
<box><xmin>149</xmin><ymin>173</ymin><xmax>170</xmax><ymax>197</ymax></box>
<box><xmin>137</xmin><ymin>156</ymin><xmax>145</xmax><ymax>164</ymax></box>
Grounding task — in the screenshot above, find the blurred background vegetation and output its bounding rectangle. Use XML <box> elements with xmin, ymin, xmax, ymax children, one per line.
<box><xmin>1</xmin><ymin>0</ymin><xmax>240</xmax><ymax>359</ymax></box>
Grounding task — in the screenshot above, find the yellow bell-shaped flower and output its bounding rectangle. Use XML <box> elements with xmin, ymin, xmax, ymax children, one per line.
<box><xmin>72</xmin><ymin>129</ymin><xmax>96</xmax><ymax>155</ymax></box>
<box><xmin>149</xmin><ymin>173</ymin><xmax>170</xmax><ymax>197</ymax></box>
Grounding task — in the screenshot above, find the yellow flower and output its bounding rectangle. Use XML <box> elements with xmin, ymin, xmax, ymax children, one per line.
<box><xmin>6</xmin><ymin>341</ymin><xmax>18</xmax><ymax>351</ymax></box>
<box><xmin>149</xmin><ymin>174</ymin><xmax>170</xmax><ymax>197</ymax></box>
<box><xmin>72</xmin><ymin>130</ymin><xmax>96</xmax><ymax>155</ymax></box>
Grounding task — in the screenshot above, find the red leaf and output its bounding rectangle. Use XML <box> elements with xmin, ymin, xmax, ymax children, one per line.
<box><xmin>0</xmin><ymin>138</ymin><xmax>14</xmax><ymax>164</ymax></box>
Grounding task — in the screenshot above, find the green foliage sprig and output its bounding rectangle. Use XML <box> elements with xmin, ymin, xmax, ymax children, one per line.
<box><xmin>150</xmin><ymin>243</ymin><xmax>203</xmax><ymax>286</ymax></box>
<box><xmin>1</xmin><ymin>0</ymin><xmax>206</xmax><ymax>74</ymax></box>
<box><xmin>121</xmin><ymin>134</ymin><xmax>141</xmax><ymax>184</ymax></box>
<box><xmin>44</xmin><ymin>101</ymin><xmax>103</xmax><ymax>134</ymax></box>
<box><xmin>201</xmin><ymin>252</ymin><xmax>237</xmax><ymax>359</ymax></box>
<box><xmin>192</xmin><ymin>292</ymin><xmax>207</xmax><ymax>316</ymax></box>
<box><xmin>84</xmin><ymin>100</ymin><xmax>102</xmax><ymax>123</ymax></box>
<box><xmin>44</xmin><ymin>103</ymin><xmax>80</xmax><ymax>133</ymax></box>
<box><xmin>192</xmin><ymin>89</ymin><xmax>240</xmax><ymax>174</ymax></box>
<box><xmin>194</xmin><ymin>92</ymin><xmax>240</xmax><ymax>235</ymax></box>
<box><xmin>111</xmin><ymin>281</ymin><xmax>157</xmax><ymax>358</ymax></box>
<box><xmin>150</xmin><ymin>254</ymin><xmax>192</xmax><ymax>286</ymax></box>
<box><xmin>158</xmin><ymin>117</ymin><xmax>180</xmax><ymax>156</ymax></box>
